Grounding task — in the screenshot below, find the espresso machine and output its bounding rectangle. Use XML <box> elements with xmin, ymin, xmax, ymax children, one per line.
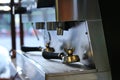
<box><xmin>16</xmin><ymin>0</ymin><xmax>112</xmax><ymax>80</ymax></box>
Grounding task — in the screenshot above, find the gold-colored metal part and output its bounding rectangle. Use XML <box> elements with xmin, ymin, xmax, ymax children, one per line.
<box><xmin>64</xmin><ymin>48</ymin><xmax>75</xmax><ymax>55</ymax></box>
<box><xmin>44</xmin><ymin>43</ymin><xmax>55</xmax><ymax>52</ymax></box>
<box><xmin>55</xmin><ymin>0</ymin><xmax>59</xmax><ymax>21</ymax></box>
<box><xmin>36</xmin><ymin>22</ymin><xmax>45</xmax><ymax>29</ymax></box>
<box><xmin>57</xmin><ymin>27</ymin><xmax>63</xmax><ymax>35</ymax></box>
<box><xmin>63</xmin><ymin>48</ymin><xmax>80</xmax><ymax>63</ymax></box>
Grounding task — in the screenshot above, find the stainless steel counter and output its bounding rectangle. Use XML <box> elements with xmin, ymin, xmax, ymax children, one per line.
<box><xmin>16</xmin><ymin>50</ymin><xmax>111</xmax><ymax>80</ymax></box>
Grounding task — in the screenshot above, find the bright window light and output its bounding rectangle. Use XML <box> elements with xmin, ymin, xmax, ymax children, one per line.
<box><xmin>0</xmin><ymin>6</ymin><xmax>11</xmax><ymax>11</ymax></box>
<box><xmin>14</xmin><ymin>0</ymin><xmax>19</xmax><ymax>3</ymax></box>
<box><xmin>0</xmin><ymin>0</ymin><xmax>10</xmax><ymax>3</ymax></box>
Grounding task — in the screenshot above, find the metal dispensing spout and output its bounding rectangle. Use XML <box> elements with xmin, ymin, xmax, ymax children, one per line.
<box><xmin>57</xmin><ymin>27</ymin><xmax>63</xmax><ymax>35</ymax></box>
<box><xmin>56</xmin><ymin>22</ymin><xmax>64</xmax><ymax>35</ymax></box>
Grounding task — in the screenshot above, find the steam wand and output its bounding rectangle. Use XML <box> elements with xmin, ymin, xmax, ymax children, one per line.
<box><xmin>21</xmin><ymin>22</ymin><xmax>53</xmax><ymax>52</ymax></box>
<box><xmin>31</xmin><ymin>23</ymin><xmax>40</xmax><ymax>40</ymax></box>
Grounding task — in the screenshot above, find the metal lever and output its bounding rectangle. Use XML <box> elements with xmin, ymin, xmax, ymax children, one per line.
<box><xmin>42</xmin><ymin>51</ymin><xmax>65</xmax><ymax>59</ymax></box>
<box><xmin>21</xmin><ymin>46</ymin><xmax>42</xmax><ymax>52</ymax></box>
<box><xmin>42</xmin><ymin>49</ymin><xmax>80</xmax><ymax>64</ymax></box>
<box><xmin>21</xmin><ymin>44</ymin><xmax>55</xmax><ymax>53</ymax></box>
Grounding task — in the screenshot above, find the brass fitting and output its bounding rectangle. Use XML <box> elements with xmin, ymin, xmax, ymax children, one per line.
<box><xmin>57</xmin><ymin>27</ymin><xmax>63</xmax><ymax>35</ymax></box>
<box><xmin>44</xmin><ymin>43</ymin><xmax>55</xmax><ymax>52</ymax></box>
<box><xmin>62</xmin><ymin>48</ymin><xmax>80</xmax><ymax>63</ymax></box>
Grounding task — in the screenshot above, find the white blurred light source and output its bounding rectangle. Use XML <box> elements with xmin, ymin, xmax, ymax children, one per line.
<box><xmin>0</xmin><ymin>6</ymin><xmax>11</xmax><ymax>11</ymax></box>
<box><xmin>14</xmin><ymin>0</ymin><xmax>19</xmax><ymax>3</ymax></box>
<box><xmin>0</xmin><ymin>0</ymin><xmax>10</xmax><ymax>3</ymax></box>
<box><xmin>0</xmin><ymin>0</ymin><xmax>19</xmax><ymax>3</ymax></box>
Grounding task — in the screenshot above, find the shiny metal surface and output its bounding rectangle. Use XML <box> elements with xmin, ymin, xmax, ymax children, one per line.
<box><xmin>16</xmin><ymin>50</ymin><xmax>96</xmax><ymax>80</ymax></box>
<box><xmin>21</xmin><ymin>0</ymin><xmax>101</xmax><ymax>22</ymax></box>
<box><xmin>19</xmin><ymin>0</ymin><xmax>112</xmax><ymax>80</ymax></box>
<box><xmin>16</xmin><ymin>51</ymin><xmax>45</xmax><ymax>80</ymax></box>
<box><xmin>16</xmin><ymin>50</ymin><xmax>111</xmax><ymax>80</ymax></box>
<box><xmin>87</xmin><ymin>20</ymin><xmax>110</xmax><ymax>71</ymax></box>
<box><xmin>56</xmin><ymin>0</ymin><xmax>101</xmax><ymax>21</ymax></box>
<box><xmin>36</xmin><ymin>21</ymin><xmax>95</xmax><ymax>67</ymax></box>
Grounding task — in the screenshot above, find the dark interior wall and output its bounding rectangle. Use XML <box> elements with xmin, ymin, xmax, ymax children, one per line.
<box><xmin>37</xmin><ymin>0</ymin><xmax>55</xmax><ymax>8</ymax></box>
<box><xmin>98</xmin><ymin>0</ymin><xmax>120</xmax><ymax>80</ymax></box>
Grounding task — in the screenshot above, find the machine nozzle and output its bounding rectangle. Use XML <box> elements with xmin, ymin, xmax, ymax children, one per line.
<box><xmin>57</xmin><ymin>27</ymin><xmax>63</xmax><ymax>35</ymax></box>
